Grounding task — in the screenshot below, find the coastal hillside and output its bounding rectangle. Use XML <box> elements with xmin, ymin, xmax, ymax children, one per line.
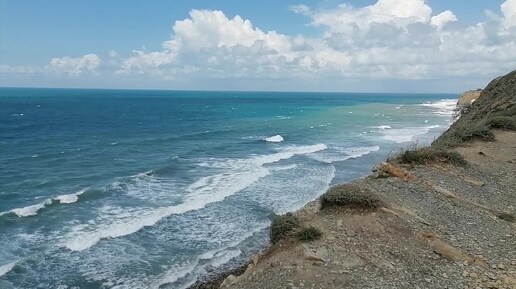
<box><xmin>201</xmin><ymin>71</ymin><xmax>516</xmax><ymax>289</ymax></box>
<box><xmin>436</xmin><ymin>70</ymin><xmax>516</xmax><ymax>147</ymax></box>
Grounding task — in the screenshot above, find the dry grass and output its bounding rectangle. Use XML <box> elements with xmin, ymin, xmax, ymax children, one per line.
<box><xmin>321</xmin><ymin>184</ymin><xmax>384</xmax><ymax>209</ymax></box>
<box><xmin>497</xmin><ymin>212</ymin><xmax>515</xmax><ymax>223</ymax></box>
<box><xmin>269</xmin><ymin>213</ymin><xmax>300</xmax><ymax>244</ymax></box>
<box><xmin>297</xmin><ymin>227</ymin><xmax>323</xmax><ymax>242</ymax></box>
<box><xmin>395</xmin><ymin>147</ymin><xmax>467</xmax><ymax>166</ymax></box>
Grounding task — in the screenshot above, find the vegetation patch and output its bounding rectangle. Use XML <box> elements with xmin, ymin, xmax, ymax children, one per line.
<box><xmin>435</xmin><ymin>71</ymin><xmax>516</xmax><ymax>147</ymax></box>
<box><xmin>321</xmin><ymin>184</ymin><xmax>384</xmax><ymax>209</ymax></box>
<box><xmin>297</xmin><ymin>227</ymin><xmax>323</xmax><ymax>242</ymax></box>
<box><xmin>497</xmin><ymin>212</ymin><xmax>515</xmax><ymax>223</ymax></box>
<box><xmin>487</xmin><ymin>116</ymin><xmax>516</xmax><ymax>130</ymax></box>
<box><xmin>396</xmin><ymin>147</ymin><xmax>467</xmax><ymax>166</ymax></box>
<box><xmin>269</xmin><ymin>213</ymin><xmax>300</xmax><ymax>244</ymax></box>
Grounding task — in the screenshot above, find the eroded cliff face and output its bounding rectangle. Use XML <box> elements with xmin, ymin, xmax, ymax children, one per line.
<box><xmin>457</xmin><ymin>89</ymin><xmax>482</xmax><ymax>106</ymax></box>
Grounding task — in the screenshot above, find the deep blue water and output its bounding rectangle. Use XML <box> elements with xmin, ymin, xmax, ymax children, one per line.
<box><xmin>0</xmin><ymin>88</ymin><xmax>457</xmax><ymax>288</ymax></box>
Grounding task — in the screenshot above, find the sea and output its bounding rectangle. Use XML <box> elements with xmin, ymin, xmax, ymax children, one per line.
<box><xmin>0</xmin><ymin>88</ymin><xmax>457</xmax><ymax>289</ymax></box>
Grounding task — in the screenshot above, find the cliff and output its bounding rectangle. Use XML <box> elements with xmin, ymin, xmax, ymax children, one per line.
<box><xmin>457</xmin><ymin>89</ymin><xmax>482</xmax><ymax>106</ymax></box>
<box><xmin>436</xmin><ymin>70</ymin><xmax>516</xmax><ymax>147</ymax></box>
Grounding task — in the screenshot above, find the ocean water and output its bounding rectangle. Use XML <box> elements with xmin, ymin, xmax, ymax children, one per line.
<box><xmin>0</xmin><ymin>88</ymin><xmax>457</xmax><ymax>289</ymax></box>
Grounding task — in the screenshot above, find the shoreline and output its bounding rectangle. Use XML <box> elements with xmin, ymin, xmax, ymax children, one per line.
<box><xmin>188</xmin><ymin>71</ymin><xmax>516</xmax><ymax>289</ymax></box>
<box><xmin>191</xmin><ymin>129</ymin><xmax>515</xmax><ymax>289</ymax></box>
<box><xmin>186</xmin><ymin>125</ymin><xmax>460</xmax><ymax>289</ymax></box>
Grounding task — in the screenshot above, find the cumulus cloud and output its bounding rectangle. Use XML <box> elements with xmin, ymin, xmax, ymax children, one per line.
<box><xmin>48</xmin><ymin>54</ymin><xmax>102</xmax><ymax>76</ymax></box>
<box><xmin>3</xmin><ymin>0</ymin><xmax>516</xmax><ymax>89</ymax></box>
<box><xmin>300</xmin><ymin>0</ymin><xmax>433</xmax><ymax>34</ymax></box>
<box><xmin>501</xmin><ymin>0</ymin><xmax>516</xmax><ymax>31</ymax></box>
<box><xmin>117</xmin><ymin>10</ymin><xmax>296</xmax><ymax>77</ymax></box>
<box><xmin>431</xmin><ymin>10</ymin><xmax>458</xmax><ymax>29</ymax></box>
<box><xmin>289</xmin><ymin>0</ymin><xmax>516</xmax><ymax>79</ymax></box>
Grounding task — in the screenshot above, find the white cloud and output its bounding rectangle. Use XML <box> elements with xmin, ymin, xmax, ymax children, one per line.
<box><xmin>3</xmin><ymin>1</ymin><xmax>516</xmax><ymax>91</ymax></box>
<box><xmin>118</xmin><ymin>10</ymin><xmax>296</xmax><ymax>76</ymax></box>
<box><xmin>48</xmin><ymin>54</ymin><xmax>102</xmax><ymax>76</ymax></box>
<box><xmin>0</xmin><ymin>65</ymin><xmax>36</xmax><ymax>74</ymax></box>
<box><xmin>431</xmin><ymin>10</ymin><xmax>458</xmax><ymax>29</ymax></box>
<box><xmin>303</xmin><ymin>0</ymin><xmax>433</xmax><ymax>34</ymax></box>
<box><xmin>289</xmin><ymin>4</ymin><xmax>311</xmax><ymax>16</ymax></box>
<box><xmin>501</xmin><ymin>0</ymin><xmax>516</xmax><ymax>29</ymax></box>
<box><xmin>112</xmin><ymin>2</ymin><xmax>516</xmax><ymax>84</ymax></box>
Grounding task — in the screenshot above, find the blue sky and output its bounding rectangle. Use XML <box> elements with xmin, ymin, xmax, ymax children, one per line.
<box><xmin>1</xmin><ymin>0</ymin><xmax>515</xmax><ymax>92</ymax></box>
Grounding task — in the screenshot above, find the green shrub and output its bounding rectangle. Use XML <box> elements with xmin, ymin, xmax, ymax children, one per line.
<box><xmin>458</xmin><ymin>125</ymin><xmax>495</xmax><ymax>142</ymax></box>
<box><xmin>269</xmin><ymin>213</ymin><xmax>300</xmax><ymax>244</ymax></box>
<box><xmin>487</xmin><ymin>116</ymin><xmax>516</xmax><ymax>130</ymax></box>
<box><xmin>321</xmin><ymin>184</ymin><xmax>384</xmax><ymax>209</ymax></box>
<box><xmin>297</xmin><ymin>227</ymin><xmax>322</xmax><ymax>242</ymax></box>
<box><xmin>497</xmin><ymin>212</ymin><xmax>515</xmax><ymax>223</ymax></box>
<box><xmin>397</xmin><ymin>148</ymin><xmax>467</xmax><ymax>166</ymax></box>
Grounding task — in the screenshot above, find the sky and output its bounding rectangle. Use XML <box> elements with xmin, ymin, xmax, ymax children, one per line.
<box><xmin>1</xmin><ymin>0</ymin><xmax>515</xmax><ymax>92</ymax></box>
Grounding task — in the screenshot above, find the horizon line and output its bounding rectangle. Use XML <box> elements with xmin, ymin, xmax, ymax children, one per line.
<box><xmin>0</xmin><ymin>85</ymin><xmax>460</xmax><ymax>95</ymax></box>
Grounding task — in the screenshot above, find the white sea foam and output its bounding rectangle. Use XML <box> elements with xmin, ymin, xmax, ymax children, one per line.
<box><xmin>264</xmin><ymin>135</ymin><xmax>284</xmax><ymax>143</ymax></box>
<box><xmin>55</xmin><ymin>188</ymin><xmax>87</xmax><ymax>204</ymax></box>
<box><xmin>9</xmin><ymin>200</ymin><xmax>52</xmax><ymax>217</ymax></box>
<box><xmin>380</xmin><ymin>125</ymin><xmax>440</xmax><ymax>143</ymax></box>
<box><xmin>3</xmin><ymin>188</ymin><xmax>89</xmax><ymax>217</ymax></box>
<box><xmin>310</xmin><ymin>145</ymin><xmax>380</xmax><ymax>164</ymax></box>
<box><xmin>209</xmin><ymin>249</ymin><xmax>242</xmax><ymax>268</ymax></box>
<box><xmin>342</xmin><ymin>146</ymin><xmax>381</xmax><ymax>158</ymax></box>
<box><xmin>372</xmin><ymin>125</ymin><xmax>392</xmax><ymax>129</ymax></box>
<box><xmin>421</xmin><ymin>99</ymin><xmax>457</xmax><ymax>116</ymax></box>
<box><xmin>269</xmin><ymin>164</ymin><xmax>298</xmax><ymax>171</ymax></box>
<box><xmin>148</xmin><ymin>263</ymin><xmax>198</xmax><ymax>289</ymax></box>
<box><xmin>0</xmin><ymin>261</ymin><xmax>17</xmax><ymax>277</ymax></box>
<box><xmin>62</xmin><ymin>144</ymin><xmax>327</xmax><ymax>251</ymax></box>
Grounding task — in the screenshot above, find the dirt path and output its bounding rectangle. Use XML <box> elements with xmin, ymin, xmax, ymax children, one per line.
<box><xmin>220</xmin><ymin>131</ymin><xmax>516</xmax><ymax>289</ymax></box>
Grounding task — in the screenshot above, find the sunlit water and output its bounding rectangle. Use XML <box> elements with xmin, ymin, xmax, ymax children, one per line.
<box><xmin>0</xmin><ymin>88</ymin><xmax>456</xmax><ymax>288</ymax></box>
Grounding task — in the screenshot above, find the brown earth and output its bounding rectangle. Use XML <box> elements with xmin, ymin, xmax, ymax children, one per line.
<box><xmin>457</xmin><ymin>89</ymin><xmax>482</xmax><ymax>106</ymax></box>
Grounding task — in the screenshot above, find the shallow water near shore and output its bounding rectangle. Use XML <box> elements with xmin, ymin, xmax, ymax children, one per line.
<box><xmin>0</xmin><ymin>88</ymin><xmax>456</xmax><ymax>288</ymax></box>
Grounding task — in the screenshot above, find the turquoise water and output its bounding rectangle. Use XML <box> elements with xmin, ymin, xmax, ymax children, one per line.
<box><xmin>0</xmin><ymin>88</ymin><xmax>457</xmax><ymax>288</ymax></box>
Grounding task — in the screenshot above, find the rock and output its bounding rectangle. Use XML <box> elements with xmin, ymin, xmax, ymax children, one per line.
<box><xmin>220</xmin><ymin>274</ymin><xmax>238</xmax><ymax>288</ymax></box>
<box><xmin>461</xmin><ymin>176</ymin><xmax>485</xmax><ymax>187</ymax></box>
<box><xmin>303</xmin><ymin>245</ymin><xmax>327</xmax><ymax>263</ymax></box>
<box><xmin>379</xmin><ymin>162</ymin><xmax>415</xmax><ymax>182</ymax></box>
<box><xmin>340</xmin><ymin>255</ymin><xmax>365</xmax><ymax>269</ymax></box>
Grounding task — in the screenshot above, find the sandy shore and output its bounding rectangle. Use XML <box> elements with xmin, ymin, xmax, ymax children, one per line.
<box><xmin>190</xmin><ymin>130</ymin><xmax>515</xmax><ymax>289</ymax></box>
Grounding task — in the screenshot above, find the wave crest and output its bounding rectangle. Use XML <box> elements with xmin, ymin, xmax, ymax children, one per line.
<box><xmin>61</xmin><ymin>144</ymin><xmax>327</xmax><ymax>251</ymax></box>
<box><xmin>264</xmin><ymin>135</ymin><xmax>284</xmax><ymax>143</ymax></box>
<box><xmin>0</xmin><ymin>261</ymin><xmax>17</xmax><ymax>277</ymax></box>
